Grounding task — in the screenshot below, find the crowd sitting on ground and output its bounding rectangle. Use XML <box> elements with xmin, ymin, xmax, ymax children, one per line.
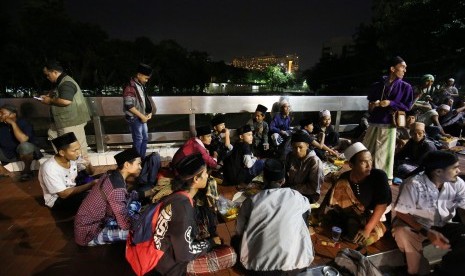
<box><xmin>2</xmin><ymin>57</ymin><xmax>465</xmax><ymax>275</ymax></box>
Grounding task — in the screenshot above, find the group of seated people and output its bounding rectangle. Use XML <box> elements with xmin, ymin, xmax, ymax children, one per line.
<box><xmin>28</xmin><ymin>99</ymin><xmax>340</xmax><ymax>274</ymax></box>
<box><xmin>172</xmin><ymin>100</ymin><xmax>339</xmax><ymax>204</ymax></box>
<box><xmin>390</xmin><ymin>75</ymin><xmax>465</xmax><ymax>181</ymax></box>
<box><xmin>409</xmin><ymin>75</ymin><xmax>465</xmax><ymax>139</ymax></box>
<box><xmin>4</xmin><ymin>94</ymin><xmax>465</xmax><ymax>275</ymax></box>
<box><xmin>34</xmin><ymin>130</ymin><xmax>465</xmax><ymax>276</ymax></box>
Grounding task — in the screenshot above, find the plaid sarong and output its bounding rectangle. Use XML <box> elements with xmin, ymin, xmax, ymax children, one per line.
<box><xmin>363</xmin><ymin>125</ymin><xmax>396</xmax><ymax>179</ymax></box>
<box><xmin>187</xmin><ymin>245</ymin><xmax>237</xmax><ymax>275</ymax></box>
<box><xmin>88</xmin><ymin>227</ymin><xmax>129</xmax><ymax>246</ymax></box>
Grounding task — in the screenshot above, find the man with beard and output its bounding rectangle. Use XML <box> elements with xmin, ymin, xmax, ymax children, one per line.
<box><xmin>395</xmin><ymin>122</ymin><xmax>436</xmax><ymax>178</ymax></box>
<box><xmin>393</xmin><ymin>151</ymin><xmax>465</xmax><ymax>275</ymax></box>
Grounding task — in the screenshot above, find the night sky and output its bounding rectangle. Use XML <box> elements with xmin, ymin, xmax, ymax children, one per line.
<box><xmin>7</xmin><ymin>0</ymin><xmax>373</xmax><ymax>70</ymax></box>
<box><xmin>65</xmin><ymin>0</ymin><xmax>373</xmax><ymax>69</ymax></box>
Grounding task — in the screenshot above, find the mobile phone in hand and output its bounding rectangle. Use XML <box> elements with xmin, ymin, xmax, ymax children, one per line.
<box><xmin>34</xmin><ymin>96</ymin><xmax>43</xmax><ymax>101</ymax></box>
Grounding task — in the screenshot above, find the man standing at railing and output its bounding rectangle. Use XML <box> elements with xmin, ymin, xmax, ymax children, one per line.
<box><xmin>123</xmin><ymin>63</ymin><xmax>156</xmax><ymax>158</ymax></box>
<box><xmin>41</xmin><ymin>61</ymin><xmax>91</xmax><ymax>157</ymax></box>
<box><xmin>363</xmin><ymin>56</ymin><xmax>414</xmax><ymax>182</ymax></box>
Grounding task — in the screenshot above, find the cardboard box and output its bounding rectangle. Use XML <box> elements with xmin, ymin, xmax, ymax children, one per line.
<box><xmin>441</xmin><ymin>137</ymin><xmax>458</xmax><ymax>149</ymax></box>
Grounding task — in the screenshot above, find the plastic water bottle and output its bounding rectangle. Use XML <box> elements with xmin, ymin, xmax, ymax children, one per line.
<box><xmin>128</xmin><ymin>201</ymin><xmax>142</xmax><ymax>217</ymax></box>
<box><xmin>107</xmin><ymin>219</ymin><xmax>118</xmax><ymax>230</ymax></box>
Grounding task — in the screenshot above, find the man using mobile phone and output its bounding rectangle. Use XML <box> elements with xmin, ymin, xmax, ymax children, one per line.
<box><xmin>41</xmin><ymin>61</ymin><xmax>91</xmax><ymax>157</ymax></box>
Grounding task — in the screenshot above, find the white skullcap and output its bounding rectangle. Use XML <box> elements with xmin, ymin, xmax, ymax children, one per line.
<box><xmin>344</xmin><ymin>142</ymin><xmax>368</xmax><ymax>161</ymax></box>
<box><xmin>279</xmin><ymin>100</ymin><xmax>289</xmax><ymax>107</ymax></box>
<box><xmin>448</xmin><ymin>78</ymin><xmax>455</xmax><ymax>83</ymax></box>
<box><xmin>319</xmin><ymin>110</ymin><xmax>331</xmax><ymax>118</ymax></box>
<box><xmin>279</xmin><ymin>98</ymin><xmax>290</xmax><ymax>107</ymax></box>
<box><xmin>438</xmin><ymin>104</ymin><xmax>451</xmax><ymax>112</ymax></box>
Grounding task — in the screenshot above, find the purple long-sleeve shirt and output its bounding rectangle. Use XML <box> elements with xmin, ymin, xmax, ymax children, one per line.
<box><xmin>367</xmin><ymin>77</ymin><xmax>414</xmax><ymax>124</ymax></box>
<box><xmin>270</xmin><ymin>114</ymin><xmax>291</xmax><ymax>134</ymax></box>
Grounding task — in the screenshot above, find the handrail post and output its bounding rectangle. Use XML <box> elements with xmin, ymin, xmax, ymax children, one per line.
<box><xmin>189</xmin><ymin>96</ymin><xmax>196</xmax><ymax>137</ymax></box>
<box><xmin>335</xmin><ymin>110</ymin><xmax>342</xmax><ymax>132</ymax></box>
<box><xmin>93</xmin><ymin>116</ymin><xmax>107</xmax><ymax>153</ymax></box>
<box><xmin>87</xmin><ymin>98</ymin><xmax>107</xmax><ymax>153</ymax></box>
<box><xmin>189</xmin><ymin>114</ymin><xmax>196</xmax><ymax>137</ymax></box>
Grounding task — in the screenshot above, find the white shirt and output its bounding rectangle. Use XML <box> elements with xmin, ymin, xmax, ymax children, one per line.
<box><xmin>395</xmin><ymin>172</ymin><xmax>465</xmax><ymax>227</ymax></box>
<box><xmin>38</xmin><ymin>157</ymin><xmax>79</xmax><ymax>208</ymax></box>
<box><xmin>236</xmin><ymin>188</ymin><xmax>314</xmax><ymax>271</ymax></box>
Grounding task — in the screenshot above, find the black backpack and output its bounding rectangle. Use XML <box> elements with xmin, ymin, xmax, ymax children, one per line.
<box><xmin>137</xmin><ymin>152</ymin><xmax>161</xmax><ymax>186</ymax></box>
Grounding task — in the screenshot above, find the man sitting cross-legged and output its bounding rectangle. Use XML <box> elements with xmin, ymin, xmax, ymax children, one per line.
<box><xmin>285</xmin><ymin>130</ymin><xmax>324</xmax><ymax>203</ymax></box>
<box><xmin>74</xmin><ymin>148</ymin><xmax>156</xmax><ymax>246</ymax></box>
<box><xmin>393</xmin><ymin>151</ymin><xmax>465</xmax><ymax>275</ymax></box>
<box><xmin>394</xmin><ymin>122</ymin><xmax>437</xmax><ymax>179</ymax></box>
<box><xmin>223</xmin><ymin>125</ymin><xmax>265</xmax><ymax>186</ymax></box>
<box><xmin>236</xmin><ymin>158</ymin><xmax>314</xmax><ymax>275</ymax></box>
<box><xmin>322</xmin><ymin>142</ymin><xmax>391</xmax><ymax>246</ymax></box>
<box><xmin>144</xmin><ymin>154</ymin><xmax>236</xmax><ymax>275</ymax></box>
<box><xmin>171</xmin><ymin>125</ymin><xmax>220</xmax><ymax>170</ymax></box>
<box><xmin>0</xmin><ymin>104</ymin><xmax>42</xmax><ymax>181</ymax></box>
<box><xmin>38</xmin><ymin>132</ymin><xmax>96</xmax><ymax>212</ymax></box>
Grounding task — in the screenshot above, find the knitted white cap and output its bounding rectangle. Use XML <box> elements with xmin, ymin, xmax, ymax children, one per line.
<box><xmin>438</xmin><ymin>104</ymin><xmax>451</xmax><ymax>112</ymax></box>
<box><xmin>344</xmin><ymin>142</ymin><xmax>368</xmax><ymax>161</ymax></box>
<box><xmin>319</xmin><ymin>110</ymin><xmax>331</xmax><ymax>118</ymax></box>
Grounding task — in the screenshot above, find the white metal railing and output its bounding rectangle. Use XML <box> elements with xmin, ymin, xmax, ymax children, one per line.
<box><xmin>0</xmin><ymin>95</ymin><xmax>368</xmax><ymax>152</ymax></box>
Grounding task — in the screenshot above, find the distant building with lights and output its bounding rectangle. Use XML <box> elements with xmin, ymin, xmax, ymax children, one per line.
<box><xmin>232</xmin><ymin>54</ymin><xmax>299</xmax><ymax>74</ymax></box>
<box><xmin>321</xmin><ymin>37</ymin><xmax>355</xmax><ymax>60</ymax></box>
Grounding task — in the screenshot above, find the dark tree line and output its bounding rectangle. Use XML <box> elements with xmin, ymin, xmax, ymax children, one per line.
<box><xmin>7</xmin><ymin>0</ymin><xmax>460</xmax><ymax>96</ymax></box>
<box><xmin>0</xmin><ymin>0</ymin><xmax>254</xmax><ymax>95</ymax></box>
<box><xmin>304</xmin><ymin>0</ymin><xmax>465</xmax><ymax>95</ymax></box>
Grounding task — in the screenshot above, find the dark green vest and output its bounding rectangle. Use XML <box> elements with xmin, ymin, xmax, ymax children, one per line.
<box><xmin>51</xmin><ymin>75</ymin><xmax>91</xmax><ymax>128</ymax></box>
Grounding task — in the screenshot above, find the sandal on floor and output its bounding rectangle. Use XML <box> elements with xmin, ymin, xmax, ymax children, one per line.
<box><xmin>20</xmin><ymin>172</ymin><xmax>34</xmax><ymax>182</ymax></box>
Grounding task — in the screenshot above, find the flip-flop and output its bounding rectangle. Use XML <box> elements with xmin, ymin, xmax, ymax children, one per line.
<box><xmin>20</xmin><ymin>172</ymin><xmax>34</xmax><ymax>182</ymax></box>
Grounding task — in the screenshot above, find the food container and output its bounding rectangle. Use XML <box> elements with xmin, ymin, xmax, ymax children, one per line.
<box><xmin>217</xmin><ymin>196</ymin><xmax>240</xmax><ymax>221</ymax></box>
<box><xmin>333</xmin><ymin>159</ymin><xmax>345</xmax><ymax>166</ymax></box>
<box><xmin>441</xmin><ymin>137</ymin><xmax>458</xmax><ymax>149</ymax></box>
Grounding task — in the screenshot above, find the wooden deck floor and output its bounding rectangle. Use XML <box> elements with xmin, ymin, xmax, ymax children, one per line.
<box><xmin>0</xmin><ymin>165</ymin><xmax>245</xmax><ymax>276</ymax></box>
<box><xmin>0</xmin><ymin>165</ymin><xmax>132</xmax><ymax>276</ymax></box>
<box><xmin>0</xmin><ymin>165</ymin><xmax>401</xmax><ymax>276</ymax></box>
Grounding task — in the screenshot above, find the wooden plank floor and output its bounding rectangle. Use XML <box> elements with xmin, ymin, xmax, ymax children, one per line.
<box><xmin>0</xmin><ymin>164</ymin><xmax>402</xmax><ymax>276</ymax></box>
<box><xmin>0</xmin><ymin>166</ymin><xmax>244</xmax><ymax>276</ymax></box>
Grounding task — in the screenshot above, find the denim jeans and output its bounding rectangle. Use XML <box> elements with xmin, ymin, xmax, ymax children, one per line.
<box><xmin>127</xmin><ymin>117</ymin><xmax>148</xmax><ymax>157</ymax></box>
